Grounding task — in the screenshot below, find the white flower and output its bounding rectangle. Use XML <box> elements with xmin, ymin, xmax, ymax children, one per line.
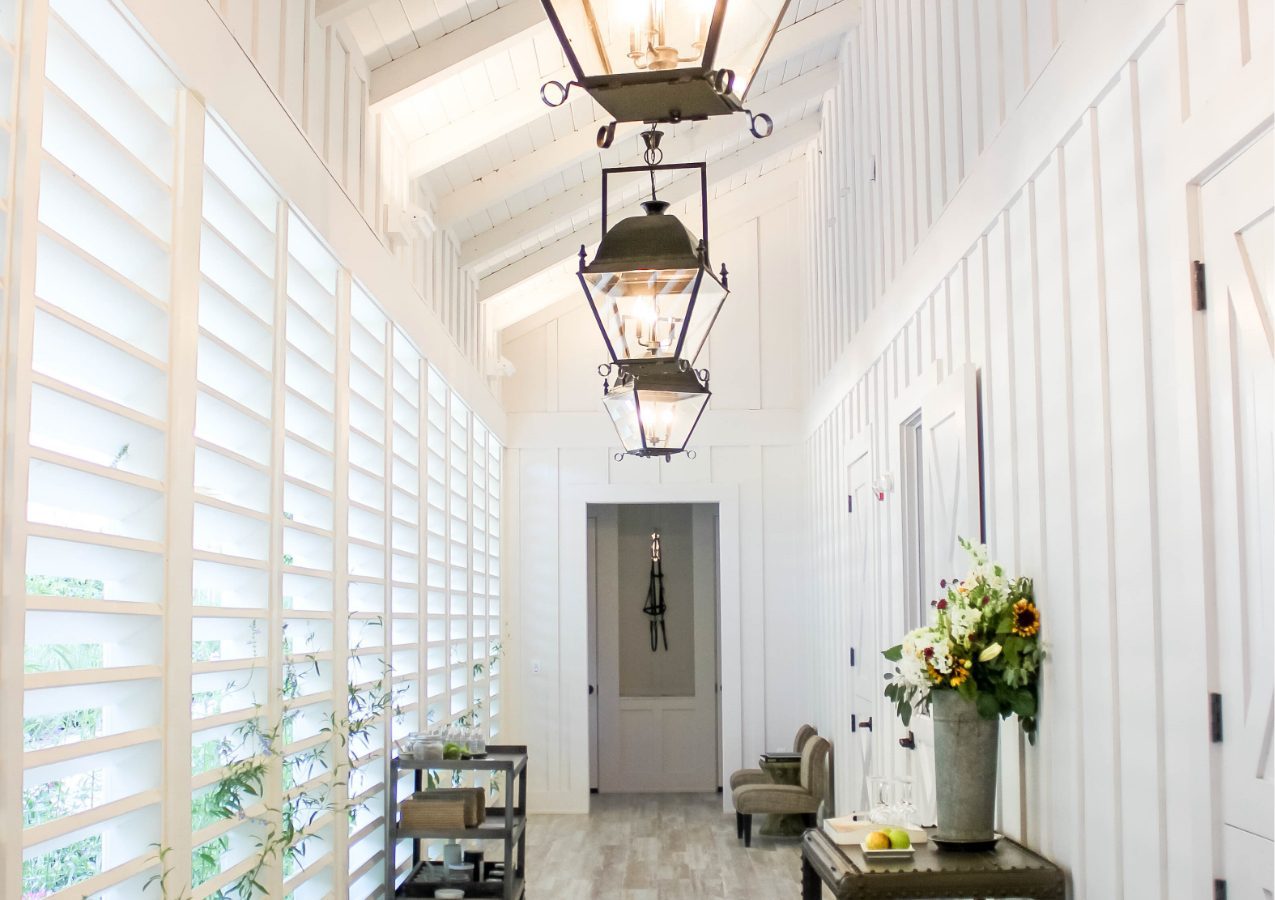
<box><xmin>979</xmin><ymin>643</ymin><xmax>1002</xmax><ymax>662</ymax></box>
<box><xmin>949</xmin><ymin>604</ymin><xmax>982</xmax><ymax>643</ymax></box>
<box><xmin>927</xmin><ymin>641</ymin><xmax>953</xmax><ymax>675</ymax></box>
<box><xmin>898</xmin><ymin>648</ymin><xmax>932</xmax><ymax>692</ymax></box>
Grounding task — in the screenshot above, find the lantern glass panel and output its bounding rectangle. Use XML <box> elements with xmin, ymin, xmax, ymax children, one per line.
<box><xmin>549</xmin><ymin>0</ymin><xmax>717</xmax><ymax>79</ymax></box>
<box><xmin>584</xmin><ymin>266</ymin><xmax>726</xmax><ymax>363</ymax></box>
<box><xmin>602</xmin><ymin>381</ymin><xmax>643</xmax><ymax>451</ymax></box>
<box><xmin>712</xmin><ymin>0</ymin><xmax>789</xmax><ymax>96</ymax></box>
<box><xmin>602</xmin><ymin>377</ymin><xmax>710</xmax><ymax>454</ymax></box>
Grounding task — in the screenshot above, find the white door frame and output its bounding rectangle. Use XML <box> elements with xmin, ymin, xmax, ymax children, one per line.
<box><xmin>560</xmin><ymin>481</ymin><xmax>743</xmax><ymax>812</ymax></box>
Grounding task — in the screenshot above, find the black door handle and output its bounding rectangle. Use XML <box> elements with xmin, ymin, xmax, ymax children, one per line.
<box><xmin>588</xmin><ymin>684</ymin><xmax>595</xmax><ymax>695</ymax></box>
<box><xmin>899</xmin><ymin>730</ymin><xmax>915</xmax><ymax>749</ymax></box>
<box><xmin>853</xmin><ymin>715</ymin><xmax>873</xmax><ymax>732</ymax></box>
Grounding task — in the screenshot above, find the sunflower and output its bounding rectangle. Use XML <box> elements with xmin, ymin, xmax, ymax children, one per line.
<box><xmin>948</xmin><ymin>659</ymin><xmax>971</xmax><ymax>687</ymax></box>
<box><xmin>1012</xmin><ymin>599</ymin><xmax>1040</xmax><ymax>638</ymax></box>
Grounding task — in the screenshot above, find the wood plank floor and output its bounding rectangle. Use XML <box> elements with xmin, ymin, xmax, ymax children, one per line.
<box><xmin>523</xmin><ymin>793</ymin><xmax>806</xmax><ymax>898</ymax></box>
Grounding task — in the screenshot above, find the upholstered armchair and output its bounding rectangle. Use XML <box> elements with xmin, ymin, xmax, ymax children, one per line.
<box><xmin>727</xmin><ymin>723</ymin><xmax>817</xmax><ymax>791</ymax></box>
<box><xmin>732</xmin><ymin>735</ymin><xmax>831</xmax><ymax>848</ymax></box>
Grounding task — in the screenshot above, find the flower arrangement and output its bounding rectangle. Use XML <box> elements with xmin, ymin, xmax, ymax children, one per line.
<box><xmin>883</xmin><ymin>538</ymin><xmax>1043</xmax><ymax>742</ymax></box>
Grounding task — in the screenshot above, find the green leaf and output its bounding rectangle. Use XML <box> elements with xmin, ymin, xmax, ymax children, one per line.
<box><xmin>975</xmin><ymin>692</ymin><xmax>1000</xmax><ymax>719</ymax></box>
<box><xmin>882</xmin><ymin>644</ymin><xmax>904</xmax><ymax>662</ymax></box>
<box><xmin>1010</xmin><ymin>690</ymin><xmax>1036</xmax><ymax>718</ymax></box>
<box><xmin>899</xmin><ymin>700</ymin><xmax>912</xmax><ymax>727</ymax></box>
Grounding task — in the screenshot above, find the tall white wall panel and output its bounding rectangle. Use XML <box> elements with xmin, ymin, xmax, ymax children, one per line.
<box><xmin>802</xmin><ymin>0</ymin><xmax>1271</xmax><ymax>898</ymax></box>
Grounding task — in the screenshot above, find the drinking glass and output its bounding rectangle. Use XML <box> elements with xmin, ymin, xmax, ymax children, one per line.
<box><xmin>892</xmin><ymin>776</ymin><xmax>918</xmax><ymax>827</ymax></box>
<box><xmin>866</xmin><ymin>776</ymin><xmax>891</xmax><ymax>823</ymax></box>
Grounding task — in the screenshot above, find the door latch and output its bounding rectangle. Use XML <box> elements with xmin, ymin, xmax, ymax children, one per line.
<box><xmin>898</xmin><ymin>730</ymin><xmax>915</xmax><ymax>749</ymax></box>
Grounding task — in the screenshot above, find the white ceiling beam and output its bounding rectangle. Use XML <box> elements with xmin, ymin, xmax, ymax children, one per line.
<box><xmin>459</xmin><ymin>63</ymin><xmax>835</xmax><ymax>270</ymax></box>
<box><xmin>315</xmin><ymin>0</ymin><xmax>377</xmax><ymax>27</ymax></box>
<box><xmin>486</xmin><ymin>156</ymin><xmax>807</xmax><ymax>328</ymax></box>
<box><xmin>435</xmin><ymin>0</ymin><xmax>859</xmax><ymax>225</ymax></box>
<box><xmin>369</xmin><ymin>0</ymin><xmax>550</xmax><ymax>109</ymax></box>
<box><xmin>406</xmin><ymin>64</ymin><xmax>575</xmax><ymax>178</ymax></box>
<box><xmin>477</xmin><ymin>114</ymin><xmax>819</xmax><ymax>302</ymax></box>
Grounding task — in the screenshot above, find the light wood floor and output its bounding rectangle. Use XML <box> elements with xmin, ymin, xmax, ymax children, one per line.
<box><xmin>523</xmin><ymin>792</ymin><xmax>806</xmax><ymax>898</ymax></box>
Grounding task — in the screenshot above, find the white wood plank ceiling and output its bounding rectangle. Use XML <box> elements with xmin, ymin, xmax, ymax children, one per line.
<box><xmin>334</xmin><ymin>0</ymin><xmax>861</xmax><ymax>326</ymax></box>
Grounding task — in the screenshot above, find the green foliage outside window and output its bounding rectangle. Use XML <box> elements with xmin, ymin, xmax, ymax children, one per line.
<box><xmin>23</xmin><ymin>770</ymin><xmax>102</xmax><ymax>827</ymax></box>
<box><xmin>24</xmin><ymin>708</ymin><xmax>102</xmax><ymax>751</ymax></box>
<box><xmin>25</xmin><ymin>575</ymin><xmax>105</xmax><ymax>599</ymax></box>
<box><xmin>22</xmin><ymin>835</ymin><xmax>101</xmax><ymax>899</ymax></box>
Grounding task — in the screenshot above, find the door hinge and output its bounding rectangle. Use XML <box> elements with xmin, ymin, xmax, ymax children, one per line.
<box><xmin>1214</xmin><ymin>878</ymin><xmax>1227</xmax><ymax>900</ymax></box>
<box><xmin>849</xmin><ymin>647</ymin><xmax>856</xmax><ymax>667</ymax></box>
<box><xmin>848</xmin><ymin>494</ymin><xmax>853</xmax><ymax>513</ymax></box>
<box><xmin>1193</xmin><ymin>260</ymin><xmax>1207</xmax><ymax>311</ymax></box>
<box><xmin>1210</xmin><ymin>692</ymin><xmax>1223</xmax><ymax>742</ymax></box>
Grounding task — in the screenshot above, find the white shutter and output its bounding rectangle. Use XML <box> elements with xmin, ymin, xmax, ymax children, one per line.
<box><xmin>19</xmin><ymin>2</ymin><xmax>179</xmax><ymax>897</ymax></box>
<box><xmin>7</xmin><ymin>5</ymin><xmax>503</xmax><ymax>897</ymax></box>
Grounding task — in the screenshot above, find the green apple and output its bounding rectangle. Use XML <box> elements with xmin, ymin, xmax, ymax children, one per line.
<box><xmin>885</xmin><ymin>828</ymin><xmax>911</xmax><ymax>850</ymax></box>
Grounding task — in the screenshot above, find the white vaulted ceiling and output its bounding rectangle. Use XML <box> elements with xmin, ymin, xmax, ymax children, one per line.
<box><xmin>329</xmin><ymin>0</ymin><xmax>860</xmax><ymax>328</ymax></box>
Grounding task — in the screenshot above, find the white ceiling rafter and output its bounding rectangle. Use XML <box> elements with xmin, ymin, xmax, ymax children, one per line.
<box><xmin>485</xmin><ymin>154</ymin><xmax>808</xmax><ymax>330</ymax></box>
<box><xmin>315</xmin><ymin>0</ymin><xmax>378</xmax><ymax>28</ymax></box>
<box><xmin>405</xmin><ymin>63</ymin><xmax>576</xmax><ymax>179</ymax></box>
<box><xmin>369</xmin><ymin>0</ymin><xmax>551</xmax><ymax>109</ymax></box>
<box><xmin>400</xmin><ymin>0</ymin><xmax>858</xmax><ymax>179</ymax></box>
<box><xmin>434</xmin><ymin>0</ymin><xmax>856</xmax><ymax>228</ymax></box>
<box><xmin>458</xmin><ymin>62</ymin><xmax>835</xmax><ymax>271</ymax></box>
<box><xmin>477</xmin><ymin>111</ymin><xmax>820</xmax><ymax>303</ymax></box>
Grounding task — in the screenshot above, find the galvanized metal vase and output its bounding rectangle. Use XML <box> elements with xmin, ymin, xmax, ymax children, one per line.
<box><xmin>930</xmin><ymin>689</ymin><xmax>999</xmax><ymax>843</ymax></box>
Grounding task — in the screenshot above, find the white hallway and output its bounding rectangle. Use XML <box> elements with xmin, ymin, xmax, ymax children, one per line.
<box><xmin>0</xmin><ymin>0</ymin><xmax>1269</xmax><ymax>897</ymax></box>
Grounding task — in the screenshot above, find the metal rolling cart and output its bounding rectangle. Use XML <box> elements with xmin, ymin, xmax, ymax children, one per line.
<box><xmin>388</xmin><ymin>744</ymin><xmax>528</xmax><ymax>899</ymax></box>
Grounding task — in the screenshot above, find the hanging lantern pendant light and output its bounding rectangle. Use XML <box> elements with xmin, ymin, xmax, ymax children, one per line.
<box><xmin>600</xmin><ymin>360</ymin><xmax>712</xmax><ymax>460</ymax></box>
<box><xmin>537</xmin><ymin>0</ymin><xmax>789</xmax><ymax>140</ymax></box>
<box><xmin>579</xmin><ymin>128</ymin><xmax>730</xmax><ymax>369</ymax></box>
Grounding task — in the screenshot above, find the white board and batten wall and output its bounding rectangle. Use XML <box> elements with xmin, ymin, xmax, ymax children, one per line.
<box><xmin>500</xmin><ymin>199</ymin><xmax>813</xmax><ymax>813</ymax></box>
<box><xmin>802</xmin><ymin>0</ymin><xmax>1272</xmax><ymax>898</ymax></box>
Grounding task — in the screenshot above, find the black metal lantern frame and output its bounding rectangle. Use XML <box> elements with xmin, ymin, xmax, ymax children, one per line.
<box><xmin>578</xmin><ymin>135</ymin><xmax>729</xmax><ymax>369</ymax></box>
<box><xmin>600</xmin><ymin>359</ymin><xmax>712</xmax><ymax>461</ymax></box>
<box><xmin>538</xmin><ymin>0</ymin><xmax>791</xmax><ymax>144</ymax></box>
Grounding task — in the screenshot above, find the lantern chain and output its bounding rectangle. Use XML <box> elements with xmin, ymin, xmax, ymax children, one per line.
<box><xmin>641</xmin><ymin>127</ymin><xmax>664</xmax><ymax>203</ymax></box>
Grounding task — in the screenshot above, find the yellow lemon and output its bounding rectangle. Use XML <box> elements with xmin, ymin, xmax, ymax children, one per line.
<box><xmin>864</xmin><ymin>831</ymin><xmax>891</xmax><ymax>850</ymax></box>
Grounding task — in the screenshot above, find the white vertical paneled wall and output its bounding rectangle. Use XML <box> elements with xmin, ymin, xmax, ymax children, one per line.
<box><xmin>803</xmin><ymin>0</ymin><xmax>1270</xmax><ymax>898</ymax></box>
<box><xmin>499</xmin><ymin>199</ymin><xmax>812</xmax><ymax>812</ymax></box>
<box><xmin>199</xmin><ymin>0</ymin><xmax>497</xmax><ymax>389</ymax></box>
<box><xmin>804</xmin><ymin>0</ymin><xmax>1082</xmax><ymax>383</ymax></box>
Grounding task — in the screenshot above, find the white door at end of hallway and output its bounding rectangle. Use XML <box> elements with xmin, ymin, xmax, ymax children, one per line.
<box><xmin>596</xmin><ymin>505</ymin><xmax>719</xmax><ymax>793</ymax></box>
<box><xmin>1200</xmin><ymin>127</ymin><xmax>1274</xmax><ymax>897</ymax></box>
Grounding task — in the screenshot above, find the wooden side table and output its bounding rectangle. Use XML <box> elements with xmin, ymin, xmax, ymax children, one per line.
<box><xmin>801</xmin><ymin>826</ymin><xmax>1065</xmax><ymax>899</ymax></box>
<box><xmin>757</xmin><ymin>756</ymin><xmax>805</xmax><ymax>836</ymax></box>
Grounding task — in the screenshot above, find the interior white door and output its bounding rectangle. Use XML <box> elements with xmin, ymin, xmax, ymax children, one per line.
<box><xmin>597</xmin><ymin>504</ymin><xmax>719</xmax><ymax>792</ymax></box>
<box><xmin>587</xmin><ymin>516</ymin><xmax>599</xmax><ymax>792</ymax></box>
<box><xmin>906</xmin><ymin>363</ymin><xmax>984</xmax><ymax>827</ymax></box>
<box><xmin>1200</xmin><ymin>129</ymin><xmax>1274</xmax><ymax>896</ymax></box>
<box><xmin>846</xmin><ymin>440</ymin><xmax>877</xmax><ymax>815</ymax></box>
